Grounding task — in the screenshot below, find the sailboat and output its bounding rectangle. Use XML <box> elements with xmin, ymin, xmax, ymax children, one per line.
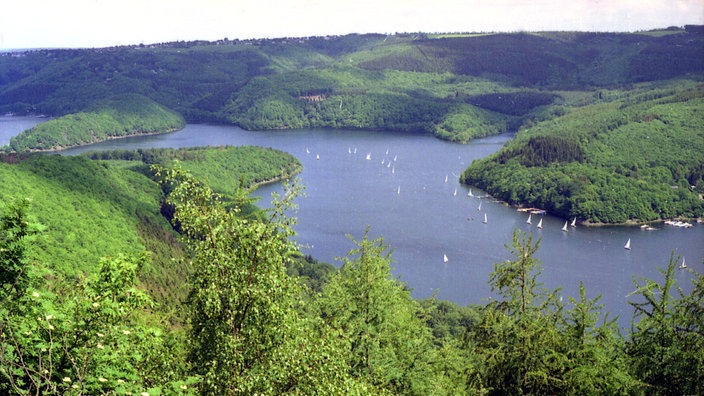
<box><xmin>679</xmin><ymin>257</ymin><xmax>687</xmax><ymax>269</ymax></box>
<box><xmin>527</xmin><ymin>214</ymin><xmax>532</xmax><ymax>224</ymax></box>
<box><xmin>443</xmin><ymin>254</ymin><xmax>449</xmax><ymax>263</ymax></box>
<box><xmin>537</xmin><ymin>218</ymin><xmax>543</xmax><ymax>229</ymax></box>
<box><xmin>477</xmin><ymin>201</ymin><xmax>482</xmax><ymax>211</ymax></box>
<box><xmin>306</xmin><ymin>147</ymin><xmax>310</xmax><ymax>154</ymax></box>
<box><xmin>316</xmin><ymin>154</ymin><xmax>320</xmax><ymax>160</ymax></box>
<box><xmin>562</xmin><ymin>221</ymin><xmax>568</xmax><ymax>232</ymax></box>
<box><xmin>483</xmin><ymin>213</ymin><xmax>488</xmax><ymax>224</ymax></box>
<box><xmin>445</xmin><ymin>175</ymin><xmax>448</xmax><ymax>183</ymax></box>
<box><xmin>453</xmin><ymin>187</ymin><xmax>457</xmax><ymax>196</ymax></box>
<box><xmin>624</xmin><ymin>238</ymin><xmax>631</xmax><ymax>250</ymax></box>
<box><xmin>393</xmin><ymin>155</ymin><xmax>398</xmax><ymax>162</ymax></box>
<box><xmin>397</xmin><ymin>186</ymin><xmax>401</xmax><ymax>194</ymax></box>
<box><xmin>365</xmin><ymin>152</ymin><xmax>371</xmax><ymax>160</ymax></box>
<box><xmin>348</xmin><ymin>147</ymin><xmax>351</xmax><ymax>154</ymax></box>
<box><xmin>570</xmin><ymin>217</ymin><xmax>577</xmax><ymax>227</ymax></box>
<box><xmin>468</xmin><ymin>188</ymin><xmax>474</xmax><ymax>197</ymax></box>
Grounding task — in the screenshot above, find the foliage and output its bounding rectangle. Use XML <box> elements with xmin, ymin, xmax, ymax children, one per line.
<box><xmin>0</xmin><ymin>144</ymin><xmax>299</xmax><ymax>308</ymax></box>
<box><xmin>627</xmin><ymin>255</ymin><xmax>704</xmax><ymax>395</ymax></box>
<box><xmin>467</xmin><ymin>229</ymin><xmax>638</xmax><ymax>394</ymax></box>
<box><xmin>84</xmin><ymin>145</ymin><xmax>302</xmax><ymax>197</ymax></box>
<box><xmin>0</xmin><ymin>155</ymin><xmax>162</xmax><ymax>274</ymax></box>
<box><xmin>462</xmin><ymin>83</ymin><xmax>704</xmax><ymax>223</ymax></box>
<box><xmin>2</xmin><ymin>184</ymin><xmax>703</xmax><ymax>394</ymax></box>
<box><xmin>317</xmin><ymin>230</ymin><xmax>458</xmax><ymax>394</ymax></box>
<box><xmin>0</xmin><ymin>198</ymin><xmax>42</xmax><ymax>295</ymax></box>
<box><xmin>0</xmin><ymin>201</ymin><xmax>194</xmax><ymax>395</ymax></box>
<box><xmin>5</xmin><ymin>94</ymin><xmax>185</xmax><ymax>152</ymax></box>
<box><xmin>4</xmin><ymin>30</ymin><xmax>700</xmax><ymax>147</ymax></box>
<box><xmin>156</xmin><ymin>166</ymin><xmax>360</xmax><ymax>395</ymax></box>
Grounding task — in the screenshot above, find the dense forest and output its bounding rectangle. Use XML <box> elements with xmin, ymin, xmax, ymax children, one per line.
<box><xmin>0</xmin><ymin>147</ymin><xmax>300</xmax><ymax>303</ymax></box>
<box><xmin>5</xmin><ymin>94</ymin><xmax>185</xmax><ymax>151</ymax></box>
<box><xmin>1</xmin><ymin>152</ymin><xmax>702</xmax><ymax>394</ymax></box>
<box><xmin>462</xmin><ymin>81</ymin><xmax>704</xmax><ymax>223</ymax></box>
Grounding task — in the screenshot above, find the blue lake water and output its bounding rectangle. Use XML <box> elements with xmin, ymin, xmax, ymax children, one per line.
<box><xmin>5</xmin><ymin>120</ymin><xmax>702</xmax><ymax>329</ymax></box>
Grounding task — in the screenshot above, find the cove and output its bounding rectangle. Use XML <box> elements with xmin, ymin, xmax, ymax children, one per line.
<box><xmin>35</xmin><ymin>123</ymin><xmax>704</xmax><ymax>329</ymax></box>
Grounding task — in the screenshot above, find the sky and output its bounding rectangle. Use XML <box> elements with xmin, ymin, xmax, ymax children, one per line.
<box><xmin>1</xmin><ymin>0</ymin><xmax>703</xmax><ymax>49</ymax></box>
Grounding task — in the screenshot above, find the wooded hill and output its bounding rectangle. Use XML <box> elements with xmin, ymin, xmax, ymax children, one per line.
<box><xmin>5</xmin><ymin>94</ymin><xmax>185</xmax><ymax>151</ymax></box>
<box><xmin>462</xmin><ymin>80</ymin><xmax>704</xmax><ymax>223</ymax></box>
<box><xmin>1</xmin><ymin>29</ymin><xmax>702</xmax><ymax>141</ymax></box>
<box><xmin>0</xmin><ymin>146</ymin><xmax>300</xmax><ymax>304</ymax></box>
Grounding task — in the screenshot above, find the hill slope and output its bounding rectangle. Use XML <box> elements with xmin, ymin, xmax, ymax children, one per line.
<box><xmin>461</xmin><ymin>81</ymin><xmax>704</xmax><ymax>223</ymax></box>
<box><xmin>0</xmin><ymin>146</ymin><xmax>300</xmax><ymax>301</ymax></box>
<box><xmin>1</xmin><ymin>29</ymin><xmax>702</xmax><ymax>142</ymax></box>
<box><xmin>5</xmin><ymin>94</ymin><xmax>185</xmax><ymax>151</ymax></box>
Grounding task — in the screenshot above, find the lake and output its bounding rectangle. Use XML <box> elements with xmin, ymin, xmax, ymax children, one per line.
<box><xmin>5</xmin><ymin>119</ymin><xmax>702</xmax><ymax>329</ymax></box>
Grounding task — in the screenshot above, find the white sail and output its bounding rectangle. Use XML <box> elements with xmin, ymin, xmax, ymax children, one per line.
<box><xmin>445</xmin><ymin>175</ymin><xmax>448</xmax><ymax>183</ymax></box>
<box><xmin>393</xmin><ymin>155</ymin><xmax>398</xmax><ymax>161</ymax></box>
<box><xmin>483</xmin><ymin>213</ymin><xmax>488</xmax><ymax>224</ymax></box>
<box><xmin>306</xmin><ymin>147</ymin><xmax>310</xmax><ymax>154</ymax></box>
<box><xmin>679</xmin><ymin>257</ymin><xmax>687</xmax><ymax>269</ymax></box>
<box><xmin>365</xmin><ymin>152</ymin><xmax>371</xmax><ymax>160</ymax></box>
<box><xmin>443</xmin><ymin>254</ymin><xmax>449</xmax><ymax>263</ymax></box>
<box><xmin>624</xmin><ymin>238</ymin><xmax>631</xmax><ymax>250</ymax></box>
<box><xmin>571</xmin><ymin>217</ymin><xmax>577</xmax><ymax>227</ymax></box>
<box><xmin>453</xmin><ymin>187</ymin><xmax>457</xmax><ymax>196</ymax></box>
<box><xmin>477</xmin><ymin>201</ymin><xmax>482</xmax><ymax>211</ymax></box>
<box><xmin>527</xmin><ymin>214</ymin><xmax>532</xmax><ymax>224</ymax></box>
<box><xmin>562</xmin><ymin>221</ymin><xmax>568</xmax><ymax>232</ymax></box>
<box><xmin>397</xmin><ymin>186</ymin><xmax>401</xmax><ymax>194</ymax></box>
<box><xmin>537</xmin><ymin>218</ymin><xmax>543</xmax><ymax>229</ymax></box>
<box><xmin>348</xmin><ymin>147</ymin><xmax>351</xmax><ymax>154</ymax></box>
<box><xmin>468</xmin><ymin>188</ymin><xmax>474</xmax><ymax>197</ymax></box>
<box><xmin>316</xmin><ymin>154</ymin><xmax>320</xmax><ymax>160</ymax></box>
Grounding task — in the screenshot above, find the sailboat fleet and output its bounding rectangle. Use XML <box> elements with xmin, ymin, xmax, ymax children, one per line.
<box><xmin>319</xmin><ymin>146</ymin><xmax>658</xmax><ymax>263</ymax></box>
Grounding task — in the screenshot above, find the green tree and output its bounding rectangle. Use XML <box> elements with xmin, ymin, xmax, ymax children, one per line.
<box><xmin>560</xmin><ymin>282</ymin><xmax>637</xmax><ymax>394</ymax></box>
<box><xmin>470</xmin><ymin>229</ymin><xmax>565</xmax><ymax>395</ymax></box>
<box><xmin>627</xmin><ymin>255</ymin><xmax>704</xmax><ymax>395</ymax></box>
<box><xmin>157</xmin><ymin>166</ymin><xmax>357</xmax><ymax>395</ymax></box>
<box><xmin>0</xmin><ymin>198</ymin><xmax>40</xmax><ymax>297</ymax></box>
<box><xmin>317</xmin><ymin>230</ymin><xmax>457</xmax><ymax>395</ymax></box>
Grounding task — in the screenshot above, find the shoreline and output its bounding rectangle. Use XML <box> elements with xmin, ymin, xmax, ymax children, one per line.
<box><xmin>249</xmin><ymin>164</ymin><xmax>303</xmax><ymax>190</ymax></box>
<box><xmin>2</xmin><ymin>126</ymin><xmax>184</xmax><ymax>154</ymax></box>
<box><xmin>512</xmin><ymin>204</ymin><xmax>702</xmax><ymax>227</ymax></box>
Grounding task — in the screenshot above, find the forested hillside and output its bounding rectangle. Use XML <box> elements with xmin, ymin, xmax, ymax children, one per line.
<box><xmin>1</xmin><ymin>29</ymin><xmax>702</xmax><ymax>143</ymax></box>
<box><xmin>461</xmin><ymin>80</ymin><xmax>704</xmax><ymax>223</ymax></box>
<box><xmin>0</xmin><ymin>146</ymin><xmax>300</xmax><ymax>303</ymax></box>
<box><xmin>5</xmin><ymin>94</ymin><xmax>185</xmax><ymax>151</ymax></box>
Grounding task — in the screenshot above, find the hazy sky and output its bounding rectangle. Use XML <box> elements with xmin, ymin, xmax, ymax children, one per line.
<box><xmin>2</xmin><ymin>0</ymin><xmax>703</xmax><ymax>49</ymax></box>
